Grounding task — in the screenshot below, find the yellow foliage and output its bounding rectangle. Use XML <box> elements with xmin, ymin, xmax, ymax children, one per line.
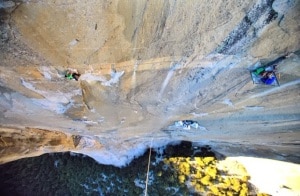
<box><xmin>230</xmin><ymin>178</ymin><xmax>241</xmax><ymax>192</ymax></box>
<box><xmin>206</xmin><ymin>166</ymin><xmax>217</xmax><ymax>179</ymax></box>
<box><xmin>210</xmin><ymin>186</ymin><xmax>219</xmax><ymax>195</ymax></box>
<box><xmin>218</xmin><ymin>191</ymin><xmax>226</xmax><ymax>196</ymax></box>
<box><xmin>223</xmin><ymin>178</ymin><xmax>231</xmax><ymax>187</ymax></box>
<box><xmin>218</xmin><ymin>182</ymin><xmax>229</xmax><ymax>190</ymax></box>
<box><xmin>163</xmin><ymin>156</ymin><xmax>251</xmax><ymax>195</ymax></box>
<box><xmin>182</xmin><ymin>162</ymin><xmax>190</xmax><ymax>173</ymax></box>
<box><xmin>241</xmin><ymin>183</ymin><xmax>248</xmax><ymax>190</ymax></box>
<box><xmin>227</xmin><ymin>191</ymin><xmax>233</xmax><ymax>196</ymax></box>
<box><xmin>178</xmin><ymin>163</ymin><xmax>190</xmax><ymax>176</ymax></box>
<box><xmin>242</xmin><ymin>175</ymin><xmax>250</xmax><ymax>182</ymax></box>
<box><xmin>200</xmin><ymin>175</ymin><xmax>211</xmax><ymax>185</ymax></box>
<box><xmin>194</xmin><ymin>157</ymin><xmax>205</xmax><ymax>167</ymax></box>
<box><xmin>194</xmin><ymin>170</ymin><xmax>202</xmax><ymax>179</ymax></box>
<box><xmin>203</xmin><ymin>157</ymin><xmax>215</xmax><ymax>165</ymax></box>
<box><xmin>218</xmin><ymin>176</ymin><xmax>223</xmax><ymax>182</ymax></box>
<box><xmin>183</xmin><ymin>162</ymin><xmax>190</xmax><ymax>169</ymax></box>
<box><xmin>178</xmin><ymin>175</ymin><xmax>185</xmax><ymax>184</ymax></box>
<box><xmin>163</xmin><ymin>158</ymin><xmax>169</xmax><ymax>164</ymax></box>
<box><xmin>178</xmin><ymin>164</ymin><xmax>183</xmax><ymax>171</ymax></box>
<box><xmin>240</xmin><ymin>188</ymin><xmax>248</xmax><ymax>196</ymax></box>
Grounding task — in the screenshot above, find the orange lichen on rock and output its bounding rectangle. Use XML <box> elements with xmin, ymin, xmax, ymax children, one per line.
<box><xmin>0</xmin><ymin>126</ymin><xmax>102</xmax><ymax>164</ymax></box>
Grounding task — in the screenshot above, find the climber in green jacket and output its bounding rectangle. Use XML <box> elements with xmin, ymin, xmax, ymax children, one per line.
<box><xmin>65</xmin><ymin>69</ymin><xmax>81</xmax><ymax>81</ymax></box>
<box><xmin>253</xmin><ymin>67</ymin><xmax>265</xmax><ymax>76</ymax></box>
<box><xmin>253</xmin><ymin>64</ymin><xmax>277</xmax><ymax>76</ymax></box>
<box><xmin>65</xmin><ymin>73</ymin><xmax>74</xmax><ymax>80</ymax></box>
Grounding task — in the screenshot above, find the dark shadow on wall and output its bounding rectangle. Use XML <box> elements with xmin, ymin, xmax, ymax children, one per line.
<box><xmin>215</xmin><ymin>0</ymin><xmax>278</xmax><ymax>55</ymax></box>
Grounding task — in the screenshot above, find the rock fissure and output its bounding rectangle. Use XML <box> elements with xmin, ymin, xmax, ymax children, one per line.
<box><xmin>216</xmin><ymin>0</ymin><xmax>279</xmax><ymax>54</ymax></box>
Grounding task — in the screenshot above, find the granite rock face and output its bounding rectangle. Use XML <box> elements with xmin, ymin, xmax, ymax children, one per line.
<box><xmin>0</xmin><ymin>0</ymin><xmax>299</xmax><ymax>165</ymax></box>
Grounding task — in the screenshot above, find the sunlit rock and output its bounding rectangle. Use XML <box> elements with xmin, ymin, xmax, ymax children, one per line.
<box><xmin>0</xmin><ymin>0</ymin><xmax>299</xmax><ymax>194</ymax></box>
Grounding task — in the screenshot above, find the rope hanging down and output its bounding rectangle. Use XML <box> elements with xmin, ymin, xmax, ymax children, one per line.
<box><xmin>145</xmin><ymin>138</ymin><xmax>153</xmax><ymax>196</ymax></box>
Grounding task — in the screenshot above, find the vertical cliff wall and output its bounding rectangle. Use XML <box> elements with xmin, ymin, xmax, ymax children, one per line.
<box><xmin>5</xmin><ymin>0</ymin><xmax>299</xmax><ymax>66</ymax></box>
<box><xmin>0</xmin><ymin>0</ymin><xmax>299</xmax><ymax>167</ymax></box>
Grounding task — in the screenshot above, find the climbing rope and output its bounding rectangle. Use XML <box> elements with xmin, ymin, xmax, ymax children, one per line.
<box><xmin>145</xmin><ymin>138</ymin><xmax>153</xmax><ymax>196</ymax></box>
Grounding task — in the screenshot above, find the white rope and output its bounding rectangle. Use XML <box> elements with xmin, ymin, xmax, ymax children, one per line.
<box><xmin>145</xmin><ymin>138</ymin><xmax>153</xmax><ymax>196</ymax></box>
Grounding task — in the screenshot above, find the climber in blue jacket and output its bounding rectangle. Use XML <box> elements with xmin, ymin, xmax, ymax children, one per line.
<box><xmin>261</xmin><ymin>71</ymin><xmax>275</xmax><ymax>85</ymax></box>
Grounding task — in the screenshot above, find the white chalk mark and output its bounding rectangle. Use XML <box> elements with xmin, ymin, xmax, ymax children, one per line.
<box><xmin>159</xmin><ymin>63</ymin><xmax>181</xmax><ymax>99</ymax></box>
